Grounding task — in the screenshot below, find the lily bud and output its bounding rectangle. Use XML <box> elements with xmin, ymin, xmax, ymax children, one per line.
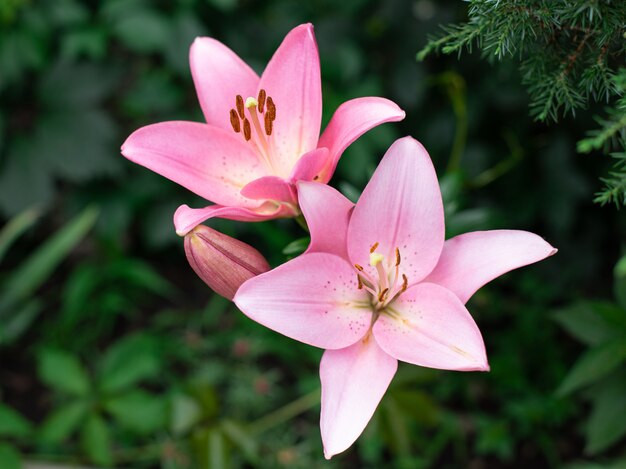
<box><xmin>184</xmin><ymin>225</ymin><xmax>270</xmax><ymax>300</ymax></box>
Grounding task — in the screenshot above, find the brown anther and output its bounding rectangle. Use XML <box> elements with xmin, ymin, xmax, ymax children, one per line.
<box><xmin>357</xmin><ymin>275</ymin><xmax>363</xmax><ymax>289</ymax></box>
<box><xmin>264</xmin><ymin>112</ymin><xmax>273</xmax><ymax>136</ymax></box>
<box><xmin>267</xmin><ymin>97</ymin><xmax>276</xmax><ymax>121</ymax></box>
<box><xmin>229</xmin><ymin>109</ymin><xmax>240</xmax><ymax>133</ymax></box>
<box><xmin>236</xmin><ymin>95</ymin><xmax>245</xmax><ymax>118</ymax></box>
<box><xmin>378</xmin><ymin>288</ymin><xmax>389</xmax><ymax>303</ymax></box>
<box><xmin>354</xmin><ymin>264</ymin><xmax>364</xmax><ymax>271</ymax></box>
<box><xmin>243</xmin><ymin>118</ymin><xmax>251</xmax><ymax>141</ymax></box>
<box><xmin>395</xmin><ymin>248</ymin><xmax>401</xmax><ymax>266</ymax></box>
<box><xmin>370</xmin><ymin>242</ymin><xmax>379</xmax><ymax>253</ymax></box>
<box><xmin>401</xmin><ymin>274</ymin><xmax>408</xmax><ymax>292</ymax></box>
<box><xmin>258</xmin><ymin>89</ymin><xmax>267</xmax><ymax>113</ymax></box>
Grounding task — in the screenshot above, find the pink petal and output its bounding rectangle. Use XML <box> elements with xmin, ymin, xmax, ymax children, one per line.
<box><xmin>121</xmin><ymin>121</ymin><xmax>267</xmax><ymax>207</ymax></box>
<box><xmin>174</xmin><ymin>203</ymin><xmax>293</xmax><ymax>236</ymax></box>
<box><xmin>423</xmin><ymin>230</ymin><xmax>558</xmax><ymax>304</ymax></box>
<box><xmin>289</xmin><ymin>148</ymin><xmax>331</xmax><ymax>183</ymax></box>
<box><xmin>241</xmin><ymin>176</ymin><xmax>296</xmax><ymax>204</ymax></box>
<box><xmin>234</xmin><ymin>253</ymin><xmax>370</xmax><ymax>350</ymax></box>
<box><xmin>298</xmin><ymin>181</ymin><xmax>354</xmax><ymax>259</ymax></box>
<box><xmin>258</xmin><ymin>24</ymin><xmax>322</xmax><ymax>177</ymax></box>
<box><xmin>320</xmin><ymin>339</ymin><xmax>397</xmax><ymax>459</ymax></box>
<box><xmin>190</xmin><ymin>37</ymin><xmax>260</xmax><ymax>131</ymax></box>
<box><xmin>317</xmin><ymin>97</ymin><xmax>406</xmax><ymax>182</ymax></box>
<box><xmin>347</xmin><ymin>137</ymin><xmax>444</xmax><ymax>285</ymax></box>
<box><xmin>373</xmin><ymin>283</ymin><xmax>488</xmax><ymax>371</ymax></box>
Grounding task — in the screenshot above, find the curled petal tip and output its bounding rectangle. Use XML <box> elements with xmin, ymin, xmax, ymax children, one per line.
<box><xmin>549</xmin><ymin>247</ymin><xmax>558</xmax><ymax>256</ymax></box>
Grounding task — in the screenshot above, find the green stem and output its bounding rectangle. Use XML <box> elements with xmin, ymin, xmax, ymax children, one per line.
<box><xmin>248</xmin><ymin>388</ymin><xmax>320</xmax><ymax>435</ymax></box>
<box><xmin>294</xmin><ymin>214</ymin><xmax>309</xmax><ymax>233</ymax></box>
<box><xmin>432</xmin><ymin>72</ymin><xmax>468</xmax><ymax>172</ymax></box>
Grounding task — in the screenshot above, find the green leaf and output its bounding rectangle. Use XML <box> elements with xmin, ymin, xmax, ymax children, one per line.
<box><xmin>0</xmin><ymin>207</ymin><xmax>41</xmax><ymax>264</ymax></box>
<box><xmin>0</xmin><ymin>443</ymin><xmax>21</xmax><ymax>469</ymax></box>
<box><xmin>81</xmin><ymin>414</ymin><xmax>113</xmax><ymax>467</ymax></box>
<box><xmin>281</xmin><ymin>237</ymin><xmax>310</xmax><ymax>257</ymax></box>
<box><xmin>111</xmin><ymin>9</ymin><xmax>171</xmax><ymax>53</ymax></box>
<box><xmin>170</xmin><ymin>393</ymin><xmax>202</xmax><ymax>436</ymax></box>
<box><xmin>39</xmin><ymin>401</ymin><xmax>89</xmax><ymax>443</ymax></box>
<box><xmin>615</xmin><ymin>255</ymin><xmax>626</xmax><ymax>310</ymax></box>
<box><xmin>98</xmin><ymin>334</ymin><xmax>160</xmax><ymax>393</ymax></box>
<box><xmin>0</xmin><ymin>206</ymin><xmax>98</xmax><ymax>315</ymax></box>
<box><xmin>0</xmin><ymin>299</ymin><xmax>42</xmax><ymax>346</ymax></box>
<box><xmin>0</xmin><ymin>404</ymin><xmax>32</xmax><ymax>438</ymax></box>
<box><xmin>193</xmin><ymin>426</ymin><xmax>230</xmax><ymax>469</ymax></box>
<box><xmin>557</xmin><ymin>339</ymin><xmax>626</xmax><ymax>396</ymax></box>
<box><xmin>221</xmin><ymin>420</ymin><xmax>259</xmax><ymax>465</ymax></box>
<box><xmin>552</xmin><ymin>302</ymin><xmax>623</xmax><ymax>346</ymax></box>
<box><xmin>38</xmin><ymin>349</ymin><xmax>90</xmax><ymax>396</ymax></box>
<box><xmin>104</xmin><ymin>390</ymin><xmax>166</xmax><ymax>434</ymax></box>
<box><xmin>585</xmin><ymin>375</ymin><xmax>626</xmax><ymax>455</ymax></box>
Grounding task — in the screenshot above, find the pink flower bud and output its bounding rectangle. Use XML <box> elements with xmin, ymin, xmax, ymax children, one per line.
<box><xmin>184</xmin><ymin>225</ymin><xmax>270</xmax><ymax>300</ymax></box>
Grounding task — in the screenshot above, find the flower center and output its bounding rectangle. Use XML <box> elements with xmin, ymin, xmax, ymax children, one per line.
<box><xmin>229</xmin><ymin>89</ymin><xmax>278</xmax><ymax>172</ymax></box>
<box><xmin>354</xmin><ymin>242</ymin><xmax>408</xmax><ymax>311</ymax></box>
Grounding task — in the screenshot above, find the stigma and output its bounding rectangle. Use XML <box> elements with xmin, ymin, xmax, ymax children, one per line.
<box><xmin>355</xmin><ymin>242</ymin><xmax>409</xmax><ymax>310</ymax></box>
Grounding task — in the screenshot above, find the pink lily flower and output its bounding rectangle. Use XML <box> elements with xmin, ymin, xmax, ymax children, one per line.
<box><xmin>234</xmin><ymin>136</ymin><xmax>557</xmax><ymax>459</ymax></box>
<box><xmin>121</xmin><ymin>24</ymin><xmax>405</xmax><ymax>235</ymax></box>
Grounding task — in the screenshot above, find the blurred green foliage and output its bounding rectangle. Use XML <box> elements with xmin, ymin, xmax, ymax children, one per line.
<box><xmin>0</xmin><ymin>0</ymin><xmax>625</xmax><ymax>468</ymax></box>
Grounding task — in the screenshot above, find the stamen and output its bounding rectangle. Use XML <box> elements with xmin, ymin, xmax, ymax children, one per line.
<box><xmin>401</xmin><ymin>274</ymin><xmax>408</xmax><ymax>292</ymax></box>
<box><xmin>267</xmin><ymin>97</ymin><xmax>276</xmax><ymax>121</ymax></box>
<box><xmin>243</xmin><ymin>118</ymin><xmax>251</xmax><ymax>141</ymax></box>
<box><xmin>370</xmin><ymin>242</ymin><xmax>379</xmax><ymax>253</ymax></box>
<box><xmin>229</xmin><ymin>109</ymin><xmax>240</xmax><ymax>133</ymax></box>
<box><xmin>354</xmin><ymin>264</ymin><xmax>364</xmax><ymax>271</ymax></box>
<box><xmin>357</xmin><ymin>275</ymin><xmax>363</xmax><ymax>289</ymax></box>
<box><xmin>264</xmin><ymin>112</ymin><xmax>273</xmax><ymax>136</ymax></box>
<box><xmin>378</xmin><ymin>288</ymin><xmax>389</xmax><ymax>303</ymax></box>
<box><xmin>236</xmin><ymin>95</ymin><xmax>245</xmax><ymax>118</ymax></box>
<box><xmin>395</xmin><ymin>248</ymin><xmax>401</xmax><ymax>266</ymax></box>
<box><xmin>258</xmin><ymin>89</ymin><xmax>266</xmax><ymax>112</ymax></box>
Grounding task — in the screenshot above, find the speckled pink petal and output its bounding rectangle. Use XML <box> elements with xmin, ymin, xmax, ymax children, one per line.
<box><xmin>174</xmin><ymin>203</ymin><xmax>291</xmax><ymax>236</ymax></box>
<box><xmin>348</xmin><ymin>137</ymin><xmax>444</xmax><ymax>285</ymax></box>
<box><xmin>258</xmin><ymin>24</ymin><xmax>322</xmax><ymax>177</ymax></box>
<box><xmin>317</xmin><ymin>97</ymin><xmax>405</xmax><ymax>183</ymax></box>
<box><xmin>289</xmin><ymin>148</ymin><xmax>330</xmax><ymax>183</ymax></box>
<box><xmin>241</xmin><ymin>176</ymin><xmax>296</xmax><ymax>204</ymax></box>
<box><xmin>320</xmin><ymin>339</ymin><xmax>397</xmax><ymax>459</ymax></box>
<box><xmin>373</xmin><ymin>282</ymin><xmax>488</xmax><ymax>371</ymax></box>
<box><xmin>234</xmin><ymin>253</ymin><xmax>370</xmax><ymax>350</ymax></box>
<box><xmin>121</xmin><ymin>121</ymin><xmax>267</xmax><ymax>208</ymax></box>
<box><xmin>423</xmin><ymin>230</ymin><xmax>557</xmax><ymax>304</ymax></box>
<box><xmin>298</xmin><ymin>181</ymin><xmax>353</xmax><ymax>259</ymax></box>
<box><xmin>190</xmin><ymin>37</ymin><xmax>260</xmax><ymax>130</ymax></box>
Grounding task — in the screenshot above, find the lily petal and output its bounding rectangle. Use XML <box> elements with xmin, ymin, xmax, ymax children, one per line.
<box><xmin>347</xmin><ymin>137</ymin><xmax>445</xmax><ymax>285</ymax></box>
<box><xmin>122</xmin><ymin>121</ymin><xmax>267</xmax><ymax>207</ymax></box>
<box><xmin>258</xmin><ymin>24</ymin><xmax>322</xmax><ymax>177</ymax></box>
<box><xmin>373</xmin><ymin>282</ymin><xmax>488</xmax><ymax>371</ymax></box>
<box><xmin>241</xmin><ymin>176</ymin><xmax>296</xmax><ymax>204</ymax></box>
<box><xmin>289</xmin><ymin>148</ymin><xmax>331</xmax><ymax>183</ymax></box>
<box><xmin>174</xmin><ymin>203</ymin><xmax>291</xmax><ymax>236</ymax></box>
<box><xmin>317</xmin><ymin>97</ymin><xmax>406</xmax><ymax>182</ymax></box>
<box><xmin>423</xmin><ymin>230</ymin><xmax>558</xmax><ymax>304</ymax></box>
<box><xmin>298</xmin><ymin>181</ymin><xmax>354</xmax><ymax>259</ymax></box>
<box><xmin>320</xmin><ymin>339</ymin><xmax>397</xmax><ymax>459</ymax></box>
<box><xmin>234</xmin><ymin>253</ymin><xmax>370</xmax><ymax>350</ymax></box>
<box><xmin>190</xmin><ymin>37</ymin><xmax>260</xmax><ymax>130</ymax></box>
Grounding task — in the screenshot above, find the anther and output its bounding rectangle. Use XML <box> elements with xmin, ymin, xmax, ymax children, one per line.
<box><xmin>267</xmin><ymin>97</ymin><xmax>276</xmax><ymax>121</ymax></box>
<box><xmin>357</xmin><ymin>275</ymin><xmax>363</xmax><ymax>289</ymax></box>
<box><xmin>264</xmin><ymin>112</ymin><xmax>273</xmax><ymax>136</ymax></box>
<box><xmin>395</xmin><ymin>248</ymin><xmax>401</xmax><ymax>266</ymax></box>
<box><xmin>401</xmin><ymin>274</ymin><xmax>408</xmax><ymax>292</ymax></box>
<box><xmin>370</xmin><ymin>242</ymin><xmax>379</xmax><ymax>253</ymax></box>
<box><xmin>229</xmin><ymin>109</ymin><xmax>240</xmax><ymax>133</ymax></box>
<box><xmin>236</xmin><ymin>95</ymin><xmax>245</xmax><ymax>118</ymax></box>
<box><xmin>258</xmin><ymin>89</ymin><xmax>266</xmax><ymax>112</ymax></box>
<box><xmin>378</xmin><ymin>288</ymin><xmax>389</xmax><ymax>303</ymax></box>
<box><xmin>354</xmin><ymin>264</ymin><xmax>364</xmax><ymax>271</ymax></box>
<box><xmin>243</xmin><ymin>118</ymin><xmax>251</xmax><ymax>141</ymax></box>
